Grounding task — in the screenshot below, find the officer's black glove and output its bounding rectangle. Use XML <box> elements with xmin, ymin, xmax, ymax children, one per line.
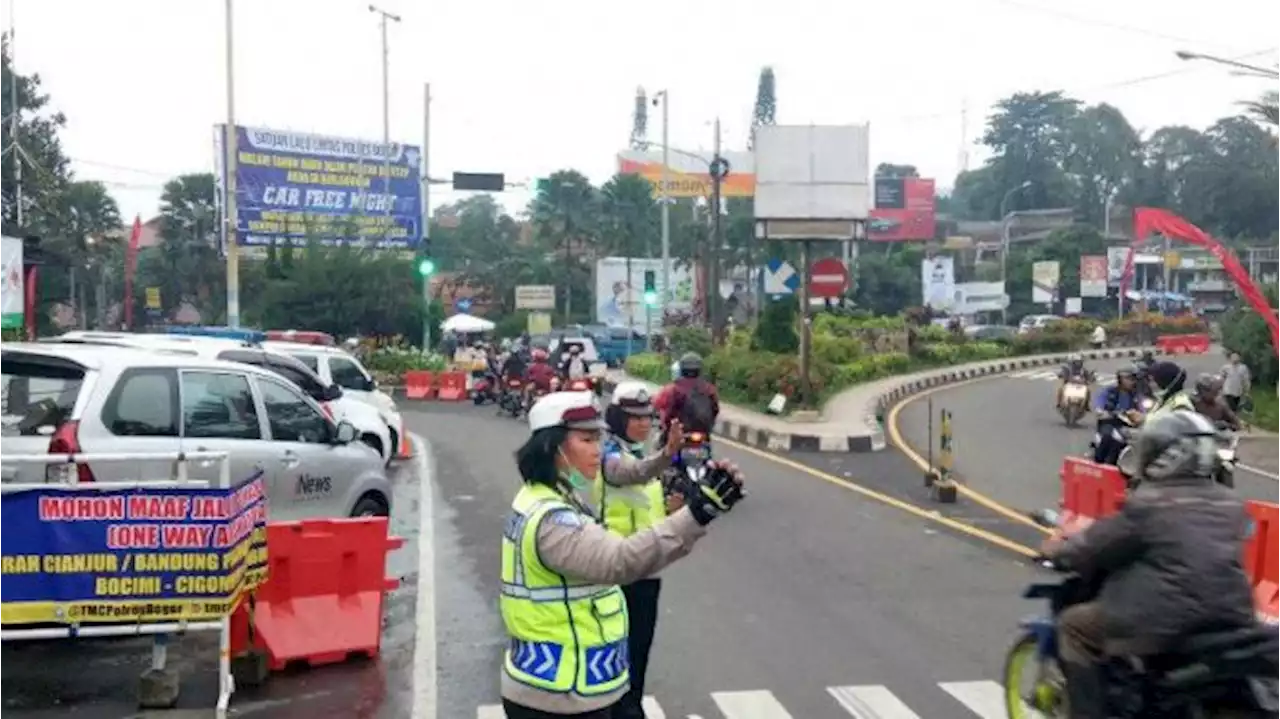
<box><xmin>685</xmin><ymin>462</ymin><xmax>745</xmax><ymax>526</ymax></box>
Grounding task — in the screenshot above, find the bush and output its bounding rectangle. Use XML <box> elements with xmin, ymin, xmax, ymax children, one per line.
<box><xmin>1220</xmin><ymin>284</ymin><xmax>1278</xmax><ymax>388</ymax></box>
<box><xmin>666</xmin><ymin>326</ymin><xmax>713</xmax><ymax>358</ymax></box>
<box><xmin>752</xmin><ymin>296</ymin><xmax>799</xmax><ymax>353</ymax></box>
<box><xmin>1248</xmin><ymin>387</ymin><xmax>1278</xmax><ymax>433</ymax></box>
<box><xmin>364</xmin><ymin>344</ymin><xmax>449</xmax><ymax>381</ymax></box>
<box><xmin>624</xmin><ymin>353</ymin><xmax>670</xmax><ymax>384</ymax></box>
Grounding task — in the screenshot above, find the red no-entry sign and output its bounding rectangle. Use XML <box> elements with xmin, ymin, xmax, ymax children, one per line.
<box><xmin>808</xmin><ymin>257</ymin><xmax>849</xmax><ymax>298</ymax></box>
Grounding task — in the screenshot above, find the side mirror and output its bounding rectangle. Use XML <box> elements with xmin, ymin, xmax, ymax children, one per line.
<box><xmin>333</xmin><ymin>420</ymin><xmax>357</xmax><ymax>445</ymax></box>
<box><xmin>365</xmin><ymin>377</ymin><xmax>378</xmax><ymax>391</ymax></box>
<box><xmin>323</xmin><ymin>384</ymin><xmax>344</xmax><ymax>401</ymax></box>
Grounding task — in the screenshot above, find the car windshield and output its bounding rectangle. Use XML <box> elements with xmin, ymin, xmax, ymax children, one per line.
<box><xmin>289</xmin><ymin>353</ymin><xmax>321</xmax><ymax>372</ymax></box>
<box><xmin>1</xmin><ymin>355</ymin><xmax>86</xmax><ymax>438</ymax></box>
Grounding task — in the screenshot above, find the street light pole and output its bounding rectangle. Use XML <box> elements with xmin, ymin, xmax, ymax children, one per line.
<box><xmin>223</xmin><ymin>0</ymin><xmax>240</xmax><ymax>327</ymax></box>
<box><xmin>1174</xmin><ymin>50</ymin><xmax>1279</xmax><ymax>78</ymax></box>
<box><xmin>998</xmin><ymin>181</ymin><xmax>1032</xmax><ymax>325</ymax></box>
<box><xmin>370</xmin><ymin>5</ymin><xmax>401</xmax><ymax>245</ymax></box>
<box><xmin>655</xmin><ymin>90</ymin><xmax>671</xmax><ymax>323</ymax></box>
<box><xmin>422</xmin><ymin>82</ymin><xmax>432</xmax><ymax>351</ymax></box>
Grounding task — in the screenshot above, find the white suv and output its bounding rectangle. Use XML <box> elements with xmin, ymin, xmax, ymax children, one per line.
<box><xmin>262</xmin><ymin>342</ymin><xmax>404</xmax><ymax>454</ymax></box>
<box><xmin>1</xmin><ymin>343</ymin><xmax>392</xmax><ymax>519</ymax></box>
<box><xmin>52</xmin><ymin>332</ymin><xmax>394</xmax><ymax>464</ymax></box>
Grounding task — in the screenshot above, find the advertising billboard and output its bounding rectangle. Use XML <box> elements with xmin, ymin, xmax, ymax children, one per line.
<box><xmin>1080</xmin><ymin>255</ymin><xmax>1108</xmax><ymax>297</ymax></box>
<box><xmin>2</xmin><ymin>235</ymin><xmax>23</xmax><ymax>330</ymax></box>
<box><xmin>921</xmin><ymin>255</ymin><xmax>955</xmax><ymax>310</ymax></box>
<box><xmin>1106</xmin><ymin>246</ymin><xmax>1161</xmax><ymax>284</ymax></box>
<box><xmin>868</xmin><ymin>177</ymin><xmax>936</xmax><ymax>242</ymax></box>
<box><xmin>595</xmin><ymin>257</ymin><xmax>695</xmax><ymax>326</ymax></box>
<box><xmin>953</xmin><ymin>281</ymin><xmax>1008</xmax><ymax>314</ymax></box>
<box><xmin>617</xmin><ymin>150</ymin><xmax>755</xmax><ymax>198</ymax></box>
<box><xmin>1032</xmin><ymin>260</ymin><xmax>1061</xmax><ymax>304</ymax></box>
<box><xmin>216</xmin><ymin>125</ymin><xmax>423</xmax><ymax>249</ymax></box>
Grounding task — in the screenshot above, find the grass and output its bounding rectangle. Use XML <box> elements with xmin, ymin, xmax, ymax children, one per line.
<box><xmin>1247</xmin><ymin>386</ymin><xmax>1278</xmax><ymax>433</ymax></box>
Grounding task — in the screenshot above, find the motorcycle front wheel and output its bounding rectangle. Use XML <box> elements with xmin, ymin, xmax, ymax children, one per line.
<box><xmin>1003</xmin><ymin>632</ymin><xmax>1066</xmax><ymax>718</ymax></box>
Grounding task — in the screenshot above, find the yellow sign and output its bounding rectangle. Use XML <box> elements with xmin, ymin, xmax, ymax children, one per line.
<box><xmin>1163</xmin><ymin>251</ymin><xmax>1180</xmax><ymax>269</ymax></box>
<box><xmin>527</xmin><ymin>311</ymin><xmax>552</xmax><ymax>336</ymax></box>
<box><xmin>145</xmin><ymin>287</ymin><xmax>161</xmax><ymax>310</ymax></box>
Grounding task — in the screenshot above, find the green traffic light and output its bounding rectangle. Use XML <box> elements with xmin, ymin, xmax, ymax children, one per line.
<box><xmin>417</xmin><ymin>258</ymin><xmax>436</xmax><ymax>276</ymax></box>
<box><xmin>643</xmin><ymin>290</ymin><xmax>658</xmax><ymax>306</ymax></box>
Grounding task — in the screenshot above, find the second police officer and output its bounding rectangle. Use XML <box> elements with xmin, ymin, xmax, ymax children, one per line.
<box><xmin>596</xmin><ymin>382</ymin><xmax>687</xmax><ymax>719</ymax></box>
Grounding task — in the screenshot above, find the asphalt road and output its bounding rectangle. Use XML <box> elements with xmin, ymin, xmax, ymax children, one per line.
<box><xmin>1</xmin><ymin>446</ymin><xmax>430</xmax><ymax>719</ymax></box>
<box><xmin>412</xmin><ymin>400</ymin><xmax>1045</xmax><ymax>718</ymax></box>
<box><xmin>892</xmin><ymin>354</ymin><xmax>1279</xmax><ymax>517</ymax></box>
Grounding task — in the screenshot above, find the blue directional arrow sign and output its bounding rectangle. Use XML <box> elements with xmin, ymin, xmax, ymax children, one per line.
<box><xmin>763</xmin><ymin>258</ymin><xmax>800</xmax><ymax>295</ymax></box>
<box><xmin>454</xmin><ymin>297</ymin><xmax>474</xmax><ymax>313</ymax></box>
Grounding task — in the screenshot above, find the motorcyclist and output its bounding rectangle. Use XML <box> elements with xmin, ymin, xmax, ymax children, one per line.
<box><xmin>1191</xmin><ymin>372</ymin><xmax>1241</xmax><ymax>431</ymax></box>
<box><xmin>560</xmin><ymin>344</ymin><xmax>588</xmax><ymax>380</ymax></box>
<box><xmin>662</xmin><ymin>353</ymin><xmax>720</xmax><ymax>438</ymax></box>
<box><xmin>1132</xmin><ymin>350</ymin><xmax>1156</xmax><ymax>397</ymax></box>
<box><xmin>1144</xmin><ymin>359</ymin><xmax>1195</xmax><ymax>420</ymax></box>
<box><xmin>1091</xmin><ymin>369</ymin><xmax>1143</xmax><ymax>465</ymax></box>
<box><xmin>1038</xmin><ymin>410</ymin><xmax>1257</xmax><ymax>719</ymax></box>
<box><xmin>1056</xmin><ymin>353</ymin><xmax>1090</xmax><ymax>409</ymax></box>
<box><xmin>523</xmin><ymin>348</ymin><xmax>557</xmax><ymax>406</ymax></box>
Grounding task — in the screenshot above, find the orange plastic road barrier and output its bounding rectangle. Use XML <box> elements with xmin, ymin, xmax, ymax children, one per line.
<box><xmin>404</xmin><ymin>370</ymin><xmax>434</xmax><ymax>400</ymax></box>
<box><xmin>229</xmin><ymin>517</ymin><xmax>404</xmax><ymax>671</ymax></box>
<box><xmin>1057</xmin><ymin>457</ymin><xmax>1126</xmax><ymax>532</ymax></box>
<box><xmin>396</xmin><ymin>421</ymin><xmax>413</xmax><ymax>458</ymax></box>
<box><xmin>1181</xmin><ymin>333</ymin><xmax>1211</xmax><ymax>353</ymax></box>
<box><xmin>436</xmin><ymin>371</ymin><xmax>467</xmax><ymax>401</ymax></box>
<box><xmin>1154</xmin><ymin>333</ymin><xmax>1211</xmax><ymax>354</ymax></box>
<box><xmin>1244</xmin><ymin>501</ymin><xmax>1279</xmax><ymax>622</ymax></box>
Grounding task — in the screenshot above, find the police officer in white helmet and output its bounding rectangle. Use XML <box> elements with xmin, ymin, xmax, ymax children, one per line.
<box><xmin>499</xmin><ymin>391</ymin><xmax>746</xmax><ymax>718</ymax></box>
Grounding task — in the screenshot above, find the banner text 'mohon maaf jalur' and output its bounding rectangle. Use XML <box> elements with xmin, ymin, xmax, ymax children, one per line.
<box><xmin>0</xmin><ymin>475</ymin><xmax>268</xmax><ymax>625</ymax></box>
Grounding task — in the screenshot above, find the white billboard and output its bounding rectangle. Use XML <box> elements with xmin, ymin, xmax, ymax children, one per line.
<box><xmin>921</xmin><ymin>256</ymin><xmax>955</xmax><ymax>311</ymax></box>
<box><xmin>594</xmin><ymin>257</ymin><xmax>694</xmax><ymax>327</ymax></box>
<box><xmin>1107</xmin><ymin>246</ymin><xmax>1161</xmax><ymax>285</ymax></box>
<box><xmin>952</xmin><ymin>281</ymin><xmax>1008</xmax><ymax>314</ymax></box>
<box><xmin>514</xmin><ymin>285</ymin><xmax>556</xmax><ymax>310</ymax></box>
<box><xmin>1032</xmin><ymin>261</ymin><xmax>1061</xmax><ymax>304</ymax></box>
<box><xmin>2</xmin><ymin>235</ymin><xmax>24</xmax><ymax>330</ymax></box>
<box><xmin>754</xmin><ymin>124</ymin><xmax>871</xmax><ymax>231</ymax></box>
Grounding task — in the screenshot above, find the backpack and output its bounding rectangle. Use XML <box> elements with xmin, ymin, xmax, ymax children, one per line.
<box><xmin>680</xmin><ymin>382</ymin><xmax>716</xmax><ymax>432</ymax></box>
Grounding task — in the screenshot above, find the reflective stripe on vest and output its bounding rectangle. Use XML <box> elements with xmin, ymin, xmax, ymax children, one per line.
<box><xmin>500</xmin><ymin>482</ymin><xmax>630</xmax><ymax>695</ymax></box>
<box><xmin>596</xmin><ymin>440</ymin><xmax>666</xmax><ymax>537</ymax></box>
<box><xmin>1147</xmin><ymin>392</ymin><xmax>1195</xmax><ymax>421</ymax></box>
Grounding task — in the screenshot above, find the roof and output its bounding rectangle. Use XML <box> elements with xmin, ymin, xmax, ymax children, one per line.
<box><xmin>3</xmin><ymin>342</ymin><xmax>285</xmax><ymax>378</ymax></box>
<box><xmin>261</xmin><ymin>341</ymin><xmax>358</xmax><ymax>359</ymax></box>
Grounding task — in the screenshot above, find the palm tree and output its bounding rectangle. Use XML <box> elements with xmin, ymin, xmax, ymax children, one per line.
<box><xmin>1241</xmin><ymin>90</ymin><xmax>1279</xmax><ymax>127</ymax></box>
<box><xmin>530</xmin><ymin>170</ymin><xmax>600</xmax><ymax>322</ymax></box>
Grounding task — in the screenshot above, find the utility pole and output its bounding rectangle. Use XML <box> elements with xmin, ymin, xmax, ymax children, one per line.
<box><xmin>709</xmin><ymin>117</ymin><xmax>725</xmax><ymax>342</ymax></box>
<box><xmin>658</xmin><ymin>91</ymin><xmax>671</xmax><ymax>322</ymax></box>
<box><xmin>370</xmin><ymin>4</ymin><xmax>401</xmax><ymax>244</ymax></box>
<box><xmin>421</xmin><ymin>82</ymin><xmax>432</xmax><ymax>351</ymax></box>
<box><xmin>223</xmin><ymin>0</ymin><xmax>240</xmax><ymax>327</ymax></box>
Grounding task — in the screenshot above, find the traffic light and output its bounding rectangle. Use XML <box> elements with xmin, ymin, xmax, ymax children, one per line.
<box><xmin>643</xmin><ymin>270</ymin><xmax>657</xmax><ymax>306</ymax></box>
<box><xmin>416</xmin><ymin>257</ymin><xmax>436</xmax><ymax>276</ymax></box>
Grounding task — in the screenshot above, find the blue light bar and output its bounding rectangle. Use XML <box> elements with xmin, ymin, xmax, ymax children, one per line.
<box><xmin>164</xmin><ymin>326</ymin><xmax>267</xmax><ymax>343</ymax></box>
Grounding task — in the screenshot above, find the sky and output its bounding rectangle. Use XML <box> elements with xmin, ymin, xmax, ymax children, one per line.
<box><xmin>5</xmin><ymin>0</ymin><xmax>1277</xmax><ymax>225</ymax></box>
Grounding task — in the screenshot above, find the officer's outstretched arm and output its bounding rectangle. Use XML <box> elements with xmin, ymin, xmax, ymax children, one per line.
<box><xmin>602</xmin><ymin>450</ymin><xmax>672</xmax><ymax>487</ymax></box>
<box><xmin>536</xmin><ymin>509</ymin><xmax>706</xmax><ymax>586</ymax></box>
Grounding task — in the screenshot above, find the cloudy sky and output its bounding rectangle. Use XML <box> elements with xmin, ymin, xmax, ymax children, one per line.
<box><xmin>6</xmin><ymin>0</ymin><xmax>1276</xmax><ymax>223</ymax></box>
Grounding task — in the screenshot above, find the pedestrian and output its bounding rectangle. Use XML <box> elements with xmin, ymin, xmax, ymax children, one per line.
<box><xmin>1220</xmin><ymin>352</ymin><xmax>1251</xmax><ymax>413</ymax></box>
<box><xmin>499</xmin><ymin>391</ymin><xmax>746</xmax><ymax>718</ymax></box>
<box><xmin>597</xmin><ymin>383</ymin><xmax>686</xmax><ymax>719</ymax></box>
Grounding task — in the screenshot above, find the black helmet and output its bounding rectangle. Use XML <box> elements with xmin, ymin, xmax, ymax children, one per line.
<box><xmin>1130</xmin><ymin>410</ymin><xmax>1219</xmax><ymax>482</ymax></box>
<box><xmin>1148</xmin><ymin>360</ymin><xmax>1186</xmax><ymax>395</ymax></box>
<box><xmin>1116</xmin><ymin>368</ymin><xmax>1137</xmax><ymax>381</ymax></box>
<box><xmin>678</xmin><ymin>352</ymin><xmax>703</xmax><ymax>378</ymax></box>
<box><xmin>1140</xmin><ymin>350</ymin><xmax>1155</xmax><ymax>362</ymax></box>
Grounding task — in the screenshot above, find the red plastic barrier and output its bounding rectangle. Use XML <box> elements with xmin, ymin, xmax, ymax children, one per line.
<box><xmin>230</xmin><ymin>518</ymin><xmax>404</xmax><ymax>671</ymax></box>
<box><xmin>1244</xmin><ymin>501</ymin><xmax>1279</xmax><ymax>622</ymax></box>
<box><xmin>1154</xmin><ymin>333</ymin><xmax>1211</xmax><ymax>355</ymax></box>
<box><xmin>1057</xmin><ymin>457</ymin><xmax>1127</xmax><ymax>532</ymax></box>
<box><xmin>436</xmin><ymin>372</ymin><xmax>467</xmax><ymax>401</ymax></box>
<box><xmin>404</xmin><ymin>370</ymin><xmax>434</xmax><ymax>400</ymax></box>
<box><xmin>1182</xmin><ymin>334</ymin><xmax>1211</xmax><ymax>354</ymax></box>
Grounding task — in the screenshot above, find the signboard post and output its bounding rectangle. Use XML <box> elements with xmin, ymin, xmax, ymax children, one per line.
<box><xmin>753</xmin><ymin>124</ymin><xmax>870</xmax><ymax>404</ymax></box>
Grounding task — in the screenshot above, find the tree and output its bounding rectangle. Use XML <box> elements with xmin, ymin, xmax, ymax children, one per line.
<box><xmin>142</xmin><ymin>173</ymin><xmax>222</xmax><ymax>317</ymax></box>
<box><xmin>1</xmin><ymin>34</ymin><xmax>71</xmax><ymax>236</ymax></box>
<box><xmin>874</xmin><ymin>163</ymin><xmax>919</xmax><ymax>179</ymax></box>
<box><xmin>1241</xmin><ymin>90</ymin><xmax>1279</xmax><ymax>128</ymax></box>
<box><xmin>748</xmin><ymin>66</ymin><xmax>776</xmax><ymax>150</ymax></box>
<box><xmin>981</xmin><ymin>90</ymin><xmax>1081</xmax><ymax>215</ymax></box>
<box><xmin>530</xmin><ymin>169</ymin><xmax>600</xmax><ymax>322</ymax></box>
<box><xmin>629</xmin><ymin>87</ymin><xmax>648</xmax><ymax>150</ymax></box>
<box><xmin>1067</xmin><ymin>103</ymin><xmax>1141</xmax><ymax>224</ymax></box>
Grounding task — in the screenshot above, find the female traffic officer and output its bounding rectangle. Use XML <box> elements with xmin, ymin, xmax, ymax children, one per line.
<box><xmin>500</xmin><ymin>391</ymin><xmax>746</xmax><ymax>718</ymax></box>
<box><xmin>595</xmin><ymin>382</ymin><xmax>686</xmax><ymax>719</ymax></box>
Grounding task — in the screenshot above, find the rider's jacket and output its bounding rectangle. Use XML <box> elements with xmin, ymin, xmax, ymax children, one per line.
<box><xmin>596</xmin><ymin>435</ymin><xmax>667</xmax><ymax>538</ymax></box>
<box><xmin>1094</xmin><ymin>385</ymin><xmax>1140</xmax><ymax>418</ymax></box>
<box><xmin>1146</xmin><ymin>391</ymin><xmax>1195</xmax><ymax>421</ymax></box>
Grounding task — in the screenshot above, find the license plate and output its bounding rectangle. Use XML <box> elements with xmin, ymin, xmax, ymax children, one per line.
<box><xmin>682</xmin><ymin>445</ymin><xmax>709</xmax><ymax>462</ymax></box>
<box><xmin>1064</xmin><ymin>385</ymin><xmax>1087</xmax><ymax>400</ymax></box>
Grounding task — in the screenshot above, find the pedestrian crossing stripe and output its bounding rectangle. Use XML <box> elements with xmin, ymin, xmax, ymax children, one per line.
<box><xmin>475</xmin><ymin>680</ymin><xmax>1017</xmax><ymax>718</ymax></box>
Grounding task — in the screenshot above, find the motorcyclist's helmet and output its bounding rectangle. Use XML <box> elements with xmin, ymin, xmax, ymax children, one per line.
<box><xmin>1148</xmin><ymin>360</ymin><xmax>1185</xmax><ymax>396</ymax></box>
<box><xmin>531</xmin><ymin>348</ymin><xmax>548</xmax><ymax>362</ymax></box>
<box><xmin>568</xmin><ymin>345</ymin><xmax>581</xmax><ymax>355</ymax></box>
<box><xmin>1068</xmin><ymin>353</ymin><xmax>1083</xmax><ymax>364</ymax></box>
<box><xmin>1130</xmin><ymin>410</ymin><xmax>1218</xmax><ymax>481</ymax></box>
<box><xmin>1194</xmin><ymin>372</ymin><xmax>1220</xmax><ymax>397</ymax></box>
<box><xmin>1140</xmin><ymin>350</ymin><xmax>1155</xmax><ymax>363</ymax></box>
<box><xmin>605</xmin><ymin>381</ymin><xmax>656</xmax><ymax>438</ymax></box>
<box><xmin>678</xmin><ymin>352</ymin><xmax>703</xmax><ymax>379</ymax></box>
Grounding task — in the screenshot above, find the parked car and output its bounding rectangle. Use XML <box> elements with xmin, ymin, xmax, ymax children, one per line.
<box><xmin>1018</xmin><ymin>314</ymin><xmax>1063</xmax><ymax>334</ymax></box>
<box><xmin>52</xmin><ymin>332</ymin><xmax>394</xmax><ymax>463</ymax></box>
<box><xmin>261</xmin><ymin>342</ymin><xmax>405</xmax><ymax>454</ymax></box>
<box><xmin>1</xmin><ymin>343</ymin><xmax>391</xmax><ymax>519</ymax></box>
<box><xmin>964</xmin><ymin>324</ymin><xmax>1018</xmax><ymax>342</ymax></box>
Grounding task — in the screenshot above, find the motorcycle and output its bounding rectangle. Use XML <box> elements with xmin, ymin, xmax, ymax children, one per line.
<box><xmin>661</xmin><ymin>431</ymin><xmax>713</xmax><ymax>497</ymax></box>
<box><xmin>561</xmin><ymin>377</ymin><xmax>594</xmax><ymax>392</ymax></box>
<box><xmin>1060</xmin><ymin>375</ymin><xmax>1091</xmax><ymax>427</ymax></box>
<box><xmin>1214</xmin><ymin>425</ymin><xmax>1239</xmax><ymax>489</ymax></box>
<box><xmin>1004</xmin><ymin>513</ymin><xmax>1279</xmax><ymax>718</ymax></box>
<box><xmin>498</xmin><ymin>378</ymin><xmax>525</xmax><ymax>418</ymax></box>
<box><xmin>472</xmin><ymin>371</ymin><xmax>498</xmax><ymax>406</ymax></box>
<box><xmin>1094</xmin><ymin>397</ymin><xmax>1154</xmax><ymax>474</ymax></box>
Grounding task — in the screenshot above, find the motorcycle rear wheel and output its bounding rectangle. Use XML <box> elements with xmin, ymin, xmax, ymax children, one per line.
<box><xmin>1003</xmin><ymin>632</ymin><xmax>1066</xmax><ymax>718</ymax></box>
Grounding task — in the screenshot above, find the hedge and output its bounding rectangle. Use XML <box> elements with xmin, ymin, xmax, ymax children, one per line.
<box><xmin>625</xmin><ymin>313</ymin><xmax>1203</xmax><ymax>412</ymax></box>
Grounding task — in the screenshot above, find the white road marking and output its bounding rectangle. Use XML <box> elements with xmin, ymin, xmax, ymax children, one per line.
<box><xmin>938</xmin><ymin>680</ymin><xmax>1009</xmax><ymax>719</ymax></box>
<box><xmin>410</xmin><ymin>434</ymin><xmax>439</xmax><ymax>719</ymax></box>
<box><xmin>827</xmin><ymin>685</ymin><xmax>921</xmax><ymax>718</ymax></box>
<box><xmin>711</xmin><ymin>689</ymin><xmax>796</xmax><ymax>718</ymax></box>
<box><xmin>1238</xmin><ymin>463</ymin><xmax>1280</xmax><ymax>482</ymax></box>
<box><xmin>475</xmin><ymin>705</ymin><xmax>504</xmax><ymax>719</ymax></box>
<box><xmin>642</xmin><ymin>695</ymin><xmax>667</xmax><ymax>719</ymax></box>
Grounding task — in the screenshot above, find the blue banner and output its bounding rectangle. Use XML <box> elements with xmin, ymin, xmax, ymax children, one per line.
<box><xmin>0</xmin><ymin>476</ymin><xmax>269</xmax><ymax>625</ymax></box>
<box><xmin>219</xmin><ymin>125</ymin><xmax>423</xmax><ymax>249</ymax></box>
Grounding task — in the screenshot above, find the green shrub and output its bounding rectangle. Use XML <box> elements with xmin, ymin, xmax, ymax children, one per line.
<box><xmin>1221</xmin><ymin>284</ymin><xmax>1278</xmax><ymax>388</ymax></box>
<box><xmin>813</xmin><ymin>333</ymin><xmax>866</xmax><ymax>365</ymax></box>
<box><xmin>666</xmin><ymin>326</ymin><xmax>713</xmax><ymax>357</ymax></box>
<box><xmin>1248</xmin><ymin>387</ymin><xmax>1278</xmax><ymax>432</ymax></box>
<box><xmin>752</xmin><ymin>296</ymin><xmax>799</xmax><ymax>353</ymax></box>
<box><xmin>624</xmin><ymin>353</ymin><xmax>670</xmax><ymax>384</ymax></box>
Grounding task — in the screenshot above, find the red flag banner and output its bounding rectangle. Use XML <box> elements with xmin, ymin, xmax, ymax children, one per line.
<box><xmin>123</xmin><ymin>216</ymin><xmax>142</xmax><ymax>329</ymax></box>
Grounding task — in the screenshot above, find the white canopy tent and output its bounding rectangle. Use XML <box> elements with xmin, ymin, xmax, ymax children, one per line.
<box><xmin>440</xmin><ymin>313</ymin><xmax>495</xmax><ymax>334</ymax></box>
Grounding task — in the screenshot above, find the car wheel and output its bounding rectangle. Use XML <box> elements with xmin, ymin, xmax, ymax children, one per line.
<box><xmin>350</xmin><ymin>493</ymin><xmax>389</xmax><ymax>517</ymax></box>
<box><xmin>360</xmin><ymin>434</ymin><xmax>385</xmax><ymax>461</ymax></box>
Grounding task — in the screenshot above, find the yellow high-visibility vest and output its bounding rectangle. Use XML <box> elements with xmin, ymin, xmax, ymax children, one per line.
<box><xmin>499</xmin><ymin>482</ymin><xmax>630</xmax><ymax>696</ymax></box>
<box><xmin>595</xmin><ymin>439</ymin><xmax>667</xmax><ymax>537</ymax></box>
